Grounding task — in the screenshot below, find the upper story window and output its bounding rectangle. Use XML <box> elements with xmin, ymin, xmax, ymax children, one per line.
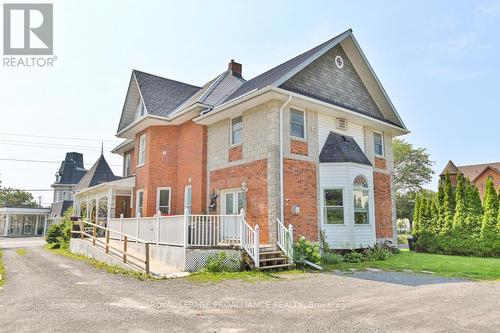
<box><xmin>124</xmin><ymin>154</ymin><xmax>132</xmax><ymax>177</ymax></box>
<box><xmin>231</xmin><ymin>116</ymin><xmax>242</xmax><ymax>145</ymax></box>
<box><xmin>373</xmin><ymin>131</ymin><xmax>384</xmax><ymax>156</ymax></box>
<box><xmin>136</xmin><ymin>100</ymin><xmax>145</xmax><ymax>119</ymax></box>
<box><xmin>353</xmin><ymin>175</ymin><xmax>369</xmax><ymax>225</ymax></box>
<box><xmin>290</xmin><ymin>109</ymin><xmax>305</xmax><ymax>139</ymax></box>
<box><xmin>138</xmin><ymin>134</ymin><xmax>146</xmax><ymax>166</ymax></box>
<box><xmin>324</xmin><ymin>189</ymin><xmax>344</xmax><ymax>224</ymax></box>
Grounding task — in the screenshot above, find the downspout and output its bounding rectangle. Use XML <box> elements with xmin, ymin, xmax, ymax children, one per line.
<box><xmin>279</xmin><ymin>95</ymin><xmax>292</xmax><ymax>223</ymax></box>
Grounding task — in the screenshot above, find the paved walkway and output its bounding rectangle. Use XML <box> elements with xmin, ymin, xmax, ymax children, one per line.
<box><xmin>0</xmin><ymin>239</ymin><xmax>499</xmax><ymax>332</ymax></box>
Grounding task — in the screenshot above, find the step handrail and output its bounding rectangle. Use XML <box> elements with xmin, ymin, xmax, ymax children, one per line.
<box><xmin>276</xmin><ymin>218</ymin><xmax>294</xmax><ymax>262</ymax></box>
<box><xmin>241</xmin><ymin>215</ymin><xmax>260</xmax><ymax>268</ymax></box>
<box><xmin>71</xmin><ymin>219</ymin><xmax>151</xmax><ymax>274</ymax></box>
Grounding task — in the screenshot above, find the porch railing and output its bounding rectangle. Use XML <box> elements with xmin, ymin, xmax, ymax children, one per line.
<box><xmin>277</xmin><ymin>218</ymin><xmax>294</xmax><ymax>262</ymax></box>
<box><xmin>241</xmin><ymin>214</ymin><xmax>260</xmax><ymax>268</ymax></box>
<box><xmin>71</xmin><ymin>220</ymin><xmax>151</xmax><ymax>274</ymax></box>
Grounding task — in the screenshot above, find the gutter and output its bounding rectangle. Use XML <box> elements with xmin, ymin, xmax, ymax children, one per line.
<box><xmin>279</xmin><ymin>95</ymin><xmax>292</xmax><ymax>222</ymax></box>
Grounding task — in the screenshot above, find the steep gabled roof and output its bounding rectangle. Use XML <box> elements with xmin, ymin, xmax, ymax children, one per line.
<box><xmin>133</xmin><ymin>70</ymin><xmax>201</xmax><ymax>118</ymax></box>
<box><xmin>76</xmin><ymin>155</ymin><xmax>121</xmax><ymax>191</ymax></box>
<box><xmin>440</xmin><ymin>160</ymin><xmax>460</xmax><ymax>176</ymax></box>
<box><xmin>319</xmin><ymin>132</ymin><xmax>372</xmax><ymax>166</ymax></box>
<box><xmin>223</xmin><ymin>30</ymin><xmax>353</xmax><ymax>105</ymax></box>
<box><xmin>458</xmin><ymin>162</ymin><xmax>500</xmax><ymax>181</ymax></box>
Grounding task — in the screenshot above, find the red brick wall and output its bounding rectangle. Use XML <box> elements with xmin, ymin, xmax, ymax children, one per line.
<box><xmin>373</xmin><ymin>171</ymin><xmax>393</xmax><ymax>238</ymax></box>
<box><xmin>473</xmin><ymin>169</ymin><xmax>500</xmax><ymax>199</ymax></box>
<box><xmin>228</xmin><ymin>145</ymin><xmax>242</xmax><ymax>162</ymax></box>
<box><xmin>209</xmin><ymin>160</ymin><xmax>269</xmax><ymax>243</ymax></box>
<box><xmin>284</xmin><ymin>158</ymin><xmax>318</xmax><ymax>241</ymax></box>
<box><xmin>290</xmin><ymin>139</ymin><xmax>308</xmax><ymax>156</ymax></box>
<box><xmin>374</xmin><ymin>157</ymin><xmax>386</xmax><ymax>169</ymax></box>
<box><xmin>132</xmin><ymin>122</ymin><xmax>207</xmax><ymax>217</ymax></box>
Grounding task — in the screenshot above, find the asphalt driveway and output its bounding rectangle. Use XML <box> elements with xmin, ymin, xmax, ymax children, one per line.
<box><xmin>0</xmin><ymin>238</ymin><xmax>499</xmax><ymax>332</ymax></box>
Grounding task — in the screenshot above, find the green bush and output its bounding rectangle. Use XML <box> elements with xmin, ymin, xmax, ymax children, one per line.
<box><xmin>293</xmin><ymin>236</ymin><xmax>321</xmax><ymax>267</ymax></box>
<box><xmin>342</xmin><ymin>251</ymin><xmax>364</xmax><ymax>263</ymax></box>
<box><xmin>204</xmin><ymin>252</ymin><xmax>240</xmax><ymax>273</ymax></box>
<box><xmin>45</xmin><ymin>208</ymin><xmax>73</xmax><ymax>249</ymax></box>
<box><xmin>321</xmin><ymin>251</ymin><xmax>343</xmax><ymax>265</ymax></box>
<box><xmin>363</xmin><ymin>244</ymin><xmax>394</xmax><ymax>261</ymax></box>
<box><xmin>45</xmin><ymin>223</ymin><xmax>64</xmax><ymax>246</ymax></box>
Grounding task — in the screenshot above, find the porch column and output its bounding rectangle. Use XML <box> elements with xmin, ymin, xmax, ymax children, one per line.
<box><xmin>107</xmin><ymin>188</ymin><xmax>112</xmax><ymax>224</ymax></box>
<box><xmin>86</xmin><ymin>198</ymin><xmax>90</xmax><ymax>220</ymax></box>
<box><xmin>4</xmin><ymin>214</ymin><xmax>9</xmax><ymax>236</ymax></box>
<box><xmin>35</xmin><ymin>215</ymin><xmax>39</xmax><ymax>236</ymax></box>
<box><xmin>43</xmin><ymin>215</ymin><xmax>48</xmax><ymax>235</ymax></box>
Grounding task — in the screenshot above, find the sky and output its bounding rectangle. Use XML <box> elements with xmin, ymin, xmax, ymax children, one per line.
<box><xmin>0</xmin><ymin>0</ymin><xmax>499</xmax><ymax>206</ymax></box>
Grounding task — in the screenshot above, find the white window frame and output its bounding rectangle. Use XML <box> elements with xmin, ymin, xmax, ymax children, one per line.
<box><xmin>322</xmin><ymin>188</ymin><xmax>345</xmax><ymax>225</ymax></box>
<box><xmin>156</xmin><ymin>187</ymin><xmax>172</xmax><ymax>215</ymax></box>
<box><xmin>184</xmin><ymin>185</ymin><xmax>192</xmax><ymax>214</ymax></box>
<box><xmin>138</xmin><ymin>134</ymin><xmax>146</xmax><ymax>166</ymax></box>
<box><xmin>373</xmin><ymin>131</ymin><xmax>384</xmax><ymax>157</ymax></box>
<box><xmin>220</xmin><ymin>188</ymin><xmax>244</xmax><ymax>215</ymax></box>
<box><xmin>136</xmin><ymin>189</ymin><xmax>144</xmax><ymax>217</ymax></box>
<box><xmin>290</xmin><ymin>107</ymin><xmax>306</xmax><ymax>140</ymax></box>
<box><xmin>353</xmin><ymin>175</ymin><xmax>370</xmax><ymax>225</ymax></box>
<box><xmin>230</xmin><ymin>116</ymin><xmax>243</xmax><ymax>146</ymax></box>
<box><xmin>136</xmin><ymin>99</ymin><xmax>145</xmax><ymax>119</ymax></box>
<box><xmin>124</xmin><ymin>153</ymin><xmax>132</xmax><ymax>177</ymax></box>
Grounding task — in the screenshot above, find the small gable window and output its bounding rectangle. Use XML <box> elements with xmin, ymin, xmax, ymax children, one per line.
<box><xmin>290</xmin><ymin>108</ymin><xmax>305</xmax><ymax>139</ymax></box>
<box><xmin>324</xmin><ymin>189</ymin><xmax>344</xmax><ymax>224</ymax></box>
<box><xmin>138</xmin><ymin>134</ymin><xmax>146</xmax><ymax>166</ymax></box>
<box><xmin>373</xmin><ymin>132</ymin><xmax>384</xmax><ymax>156</ymax></box>
<box><xmin>136</xmin><ymin>100</ymin><xmax>145</xmax><ymax>118</ymax></box>
<box><xmin>353</xmin><ymin>175</ymin><xmax>370</xmax><ymax>225</ymax></box>
<box><xmin>231</xmin><ymin>116</ymin><xmax>243</xmax><ymax>145</ymax></box>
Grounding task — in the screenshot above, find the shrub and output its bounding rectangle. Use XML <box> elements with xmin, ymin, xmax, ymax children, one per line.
<box><xmin>204</xmin><ymin>252</ymin><xmax>240</xmax><ymax>273</ymax></box>
<box><xmin>321</xmin><ymin>251</ymin><xmax>343</xmax><ymax>265</ymax></box>
<box><xmin>293</xmin><ymin>236</ymin><xmax>321</xmax><ymax>267</ymax></box>
<box><xmin>342</xmin><ymin>251</ymin><xmax>364</xmax><ymax>263</ymax></box>
<box><xmin>363</xmin><ymin>244</ymin><xmax>393</xmax><ymax>261</ymax></box>
<box><xmin>46</xmin><ymin>223</ymin><xmax>64</xmax><ymax>246</ymax></box>
<box><xmin>45</xmin><ymin>208</ymin><xmax>73</xmax><ymax>249</ymax></box>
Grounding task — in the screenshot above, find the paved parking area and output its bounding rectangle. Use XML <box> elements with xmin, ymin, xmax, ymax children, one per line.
<box><xmin>0</xmin><ymin>240</ymin><xmax>499</xmax><ymax>332</ymax></box>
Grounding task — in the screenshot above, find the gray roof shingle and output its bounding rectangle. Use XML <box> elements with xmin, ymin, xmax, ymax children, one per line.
<box><xmin>134</xmin><ymin>70</ymin><xmax>201</xmax><ymax>118</ymax></box>
<box><xmin>319</xmin><ymin>132</ymin><xmax>372</xmax><ymax>166</ymax></box>
<box><xmin>53</xmin><ymin>152</ymin><xmax>87</xmax><ymax>186</ymax></box>
<box><xmin>76</xmin><ymin>155</ymin><xmax>121</xmax><ymax>190</ymax></box>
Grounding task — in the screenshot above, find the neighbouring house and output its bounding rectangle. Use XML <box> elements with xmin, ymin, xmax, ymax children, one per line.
<box><xmin>96</xmin><ymin>28</ymin><xmax>408</xmax><ymax>251</ymax></box>
<box><xmin>440</xmin><ymin>160</ymin><xmax>500</xmax><ymax>199</ymax></box>
<box><xmin>0</xmin><ymin>207</ymin><xmax>51</xmax><ymax>237</ymax></box>
<box><xmin>49</xmin><ymin>152</ymin><xmax>87</xmax><ymax>220</ymax></box>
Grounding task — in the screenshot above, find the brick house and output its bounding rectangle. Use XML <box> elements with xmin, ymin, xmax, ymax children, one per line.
<box><xmin>108</xmin><ymin>29</ymin><xmax>408</xmax><ymax>249</ymax></box>
<box><xmin>440</xmin><ymin>160</ymin><xmax>500</xmax><ymax>199</ymax></box>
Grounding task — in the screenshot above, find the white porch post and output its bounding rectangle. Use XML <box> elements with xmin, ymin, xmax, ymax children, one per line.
<box><xmin>183</xmin><ymin>208</ymin><xmax>190</xmax><ymax>248</ymax></box>
<box><xmin>35</xmin><ymin>215</ymin><xmax>39</xmax><ymax>236</ymax></box>
<box><xmin>156</xmin><ymin>211</ymin><xmax>161</xmax><ymax>245</ymax></box>
<box><xmin>4</xmin><ymin>214</ymin><xmax>10</xmax><ymax>236</ymax></box>
<box><xmin>86</xmin><ymin>198</ymin><xmax>90</xmax><ymax>220</ymax></box>
<box><xmin>43</xmin><ymin>215</ymin><xmax>48</xmax><ymax>235</ymax></box>
<box><xmin>106</xmin><ymin>188</ymin><xmax>112</xmax><ymax>225</ymax></box>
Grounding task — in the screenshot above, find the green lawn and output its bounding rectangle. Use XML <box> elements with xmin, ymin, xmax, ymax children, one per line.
<box><xmin>325</xmin><ymin>250</ymin><xmax>500</xmax><ymax>281</ymax></box>
<box><xmin>0</xmin><ymin>250</ymin><xmax>5</xmax><ymax>286</ymax></box>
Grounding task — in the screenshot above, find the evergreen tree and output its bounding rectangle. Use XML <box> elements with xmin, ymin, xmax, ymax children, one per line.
<box><xmin>412</xmin><ymin>193</ymin><xmax>420</xmax><ymax>237</ymax></box>
<box><xmin>464</xmin><ymin>180</ymin><xmax>483</xmax><ymax>235</ymax></box>
<box><xmin>419</xmin><ymin>193</ymin><xmax>429</xmax><ymax>232</ymax></box>
<box><xmin>442</xmin><ymin>172</ymin><xmax>455</xmax><ymax>233</ymax></box>
<box><xmin>481</xmin><ymin>178</ymin><xmax>498</xmax><ymax>236</ymax></box>
<box><xmin>435</xmin><ymin>179</ymin><xmax>445</xmax><ymax>234</ymax></box>
<box><xmin>453</xmin><ymin>174</ymin><xmax>466</xmax><ymax>232</ymax></box>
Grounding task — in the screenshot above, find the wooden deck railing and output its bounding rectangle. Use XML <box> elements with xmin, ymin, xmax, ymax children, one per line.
<box><xmin>71</xmin><ymin>220</ymin><xmax>151</xmax><ymax>274</ymax></box>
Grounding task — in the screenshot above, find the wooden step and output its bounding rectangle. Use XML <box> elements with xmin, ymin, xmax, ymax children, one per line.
<box><xmin>259</xmin><ymin>251</ymin><xmax>285</xmax><ymax>257</ymax></box>
<box><xmin>259</xmin><ymin>257</ymin><xmax>288</xmax><ymax>263</ymax></box>
<box><xmin>258</xmin><ymin>263</ymin><xmax>293</xmax><ymax>270</ymax></box>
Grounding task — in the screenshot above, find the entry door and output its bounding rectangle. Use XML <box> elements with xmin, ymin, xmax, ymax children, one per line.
<box><xmin>220</xmin><ymin>189</ymin><xmax>244</xmax><ymax>240</ymax></box>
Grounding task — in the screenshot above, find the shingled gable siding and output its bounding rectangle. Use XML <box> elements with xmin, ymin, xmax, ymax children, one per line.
<box><xmin>132</xmin><ymin>122</ymin><xmax>207</xmax><ymax>217</ymax></box>
<box><xmin>280</xmin><ymin>45</ymin><xmax>384</xmax><ymax>122</ymax></box>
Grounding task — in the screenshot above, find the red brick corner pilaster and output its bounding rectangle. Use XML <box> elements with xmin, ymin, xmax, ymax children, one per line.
<box><xmin>373</xmin><ymin>171</ymin><xmax>393</xmax><ymax>239</ymax></box>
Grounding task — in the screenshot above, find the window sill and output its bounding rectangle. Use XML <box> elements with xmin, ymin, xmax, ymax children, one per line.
<box><xmin>374</xmin><ymin>154</ymin><xmax>385</xmax><ymax>159</ymax></box>
<box><xmin>290</xmin><ymin>136</ymin><xmax>307</xmax><ymax>142</ymax></box>
<box><xmin>136</xmin><ymin>163</ymin><xmax>145</xmax><ymax>168</ymax></box>
<box><xmin>229</xmin><ymin>143</ymin><xmax>242</xmax><ymax>148</ymax></box>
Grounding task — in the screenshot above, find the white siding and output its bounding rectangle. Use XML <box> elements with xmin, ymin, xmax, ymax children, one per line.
<box><xmin>319</xmin><ymin>163</ymin><xmax>376</xmax><ymax>249</ymax></box>
<box><xmin>318</xmin><ymin>113</ymin><xmax>365</xmax><ymax>152</ymax></box>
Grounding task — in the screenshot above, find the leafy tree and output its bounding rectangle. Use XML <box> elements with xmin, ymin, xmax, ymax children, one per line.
<box><xmin>481</xmin><ymin>178</ymin><xmax>498</xmax><ymax>236</ymax></box>
<box><xmin>453</xmin><ymin>174</ymin><xmax>466</xmax><ymax>232</ymax></box>
<box><xmin>393</xmin><ymin>139</ymin><xmax>434</xmax><ymax>194</ymax></box>
<box><xmin>0</xmin><ymin>187</ymin><xmax>37</xmax><ymax>207</ymax></box>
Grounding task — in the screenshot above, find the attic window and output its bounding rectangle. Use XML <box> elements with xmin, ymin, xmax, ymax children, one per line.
<box><xmin>136</xmin><ymin>100</ymin><xmax>145</xmax><ymax>118</ymax></box>
<box><xmin>335</xmin><ymin>55</ymin><xmax>344</xmax><ymax>69</ymax></box>
<box><xmin>337</xmin><ymin>118</ymin><xmax>348</xmax><ymax>130</ymax></box>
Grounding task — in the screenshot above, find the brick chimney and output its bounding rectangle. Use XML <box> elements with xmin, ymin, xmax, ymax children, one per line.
<box><xmin>228</xmin><ymin>59</ymin><xmax>242</xmax><ymax>76</ymax></box>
